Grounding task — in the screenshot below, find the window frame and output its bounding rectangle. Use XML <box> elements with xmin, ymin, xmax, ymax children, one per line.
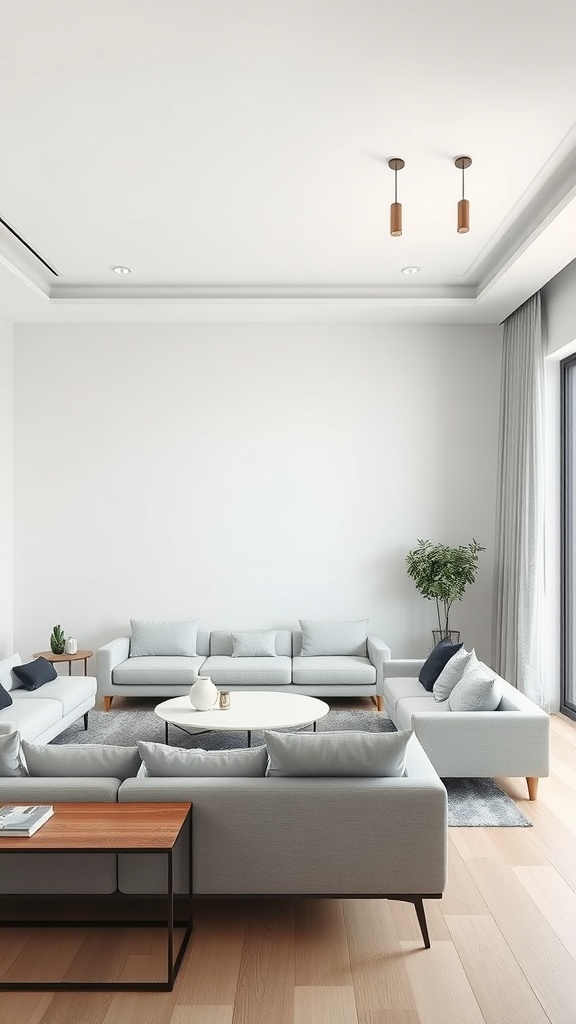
<box><xmin>561</xmin><ymin>352</ymin><xmax>576</xmax><ymax>721</ymax></box>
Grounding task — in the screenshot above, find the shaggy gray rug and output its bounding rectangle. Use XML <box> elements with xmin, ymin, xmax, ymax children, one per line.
<box><xmin>54</xmin><ymin>708</ymin><xmax>532</xmax><ymax>827</ymax></box>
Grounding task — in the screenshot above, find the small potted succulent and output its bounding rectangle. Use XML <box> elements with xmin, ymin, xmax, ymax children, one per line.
<box><xmin>50</xmin><ymin>624</ymin><xmax>66</xmax><ymax>655</ymax></box>
<box><xmin>405</xmin><ymin>538</ymin><xmax>485</xmax><ymax>644</ymax></box>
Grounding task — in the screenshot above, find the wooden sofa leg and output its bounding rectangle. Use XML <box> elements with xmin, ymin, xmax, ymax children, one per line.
<box><xmin>526</xmin><ymin>777</ymin><xmax>538</xmax><ymax>800</ymax></box>
<box><xmin>103</xmin><ymin>696</ymin><xmax>113</xmax><ymax>711</ymax></box>
<box><xmin>376</xmin><ymin>695</ymin><xmax>383</xmax><ymax>712</ymax></box>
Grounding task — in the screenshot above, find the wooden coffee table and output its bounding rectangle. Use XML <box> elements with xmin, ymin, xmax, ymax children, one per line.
<box><xmin>0</xmin><ymin>802</ymin><xmax>192</xmax><ymax>991</ymax></box>
<box><xmin>155</xmin><ymin>690</ymin><xmax>330</xmax><ymax>746</ymax></box>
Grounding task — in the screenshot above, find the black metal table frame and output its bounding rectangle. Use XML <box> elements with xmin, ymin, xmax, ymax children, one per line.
<box><xmin>0</xmin><ymin>805</ymin><xmax>193</xmax><ymax>992</ymax></box>
<box><xmin>165</xmin><ymin>718</ymin><xmax>318</xmax><ymax>745</ymax></box>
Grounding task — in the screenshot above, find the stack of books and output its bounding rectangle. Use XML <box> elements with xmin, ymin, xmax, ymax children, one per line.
<box><xmin>0</xmin><ymin>804</ymin><xmax>54</xmax><ymax>837</ymax></box>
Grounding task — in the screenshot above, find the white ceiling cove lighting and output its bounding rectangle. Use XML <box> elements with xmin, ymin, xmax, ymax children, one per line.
<box><xmin>110</xmin><ymin>266</ymin><xmax>132</xmax><ymax>275</ymax></box>
<box><xmin>401</xmin><ymin>266</ymin><xmax>421</xmax><ymax>275</ymax></box>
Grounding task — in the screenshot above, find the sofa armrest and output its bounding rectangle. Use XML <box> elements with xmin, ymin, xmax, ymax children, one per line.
<box><xmin>384</xmin><ymin>658</ymin><xmax>426</xmax><ymax>678</ymax></box>
<box><xmin>97</xmin><ymin>636</ymin><xmax>131</xmax><ymax>695</ymax></box>
<box><xmin>0</xmin><ymin>720</ymin><xmax>16</xmax><ymax>736</ymax></box>
<box><xmin>367</xmin><ymin>635</ymin><xmax>392</xmax><ymax>692</ymax></box>
<box><xmin>410</xmin><ymin>709</ymin><xmax>550</xmax><ymax>778</ymax></box>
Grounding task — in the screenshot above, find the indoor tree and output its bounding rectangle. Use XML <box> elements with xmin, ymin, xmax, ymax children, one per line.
<box><xmin>405</xmin><ymin>538</ymin><xmax>485</xmax><ymax>639</ymax></box>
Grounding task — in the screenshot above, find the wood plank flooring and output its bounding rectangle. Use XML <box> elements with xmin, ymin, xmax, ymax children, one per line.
<box><xmin>0</xmin><ymin>707</ymin><xmax>575</xmax><ymax>1023</ymax></box>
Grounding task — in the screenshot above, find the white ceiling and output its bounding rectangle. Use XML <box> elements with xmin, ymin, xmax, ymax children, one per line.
<box><xmin>1</xmin><ymin>0</ymin><xmax>576</xmax><ymax>325</ymax></box>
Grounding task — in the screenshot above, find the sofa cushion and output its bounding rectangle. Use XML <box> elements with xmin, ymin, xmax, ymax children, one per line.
<box><xmin>231</xmin><ymin>630</ymin><xmax>278</xmax><ymax>658</ymax></box>
<box><xmin>21</xmin><ymin>741</ymin><xmax>141</xmax><ymax>780</ymax></box>
<box><xmin>0</xmin><ymin>682</ymin><xmax>12</xmax><ymax>711</ymax></box>
<box><xmin>292</xmin><ymin>655</ymin><xmax>376</xmax><ymax>686</ymax></box>
<box><xmin>433</xmin><ymin>648</ymin><xmax>477</xmax><ymax>703</ymax></box>
<box><xmin>383</xmin><ymin>677</ymin><xmax>429</xmax><ymax>711</ymax></box>
<box><xmin>113</xmin><ymin>656</ymin><xmax>206</xmax><ymax>686</ymax></box>
<box><xmin>138</xmin><ymin>740</ymin><xmax>268</xmax><ymax>777</ymax></box>
<box><xmin>264</xmin><ymin>729</ymin><xmax>411</xmax><ymax>778</ymax></box>
<box><xmin>199</xmin><ymin>655</ymin><xmax>292</xmax><ymax>686</ymax></box>
<box><xmin>299</xmin><ymin>619</ymin><xmax>368</xmax><ymax>657</ymax></box>
<box><xmin>13</xmin><ymin>657</ymin><xmax>58</xmax><ymax>691</ymax></box>
<box><xmin>395</xmin><ymin>695</ymin><xmax>449</xmax><ymax>732</ymax></box>
<box><xmin>0</xmin><ymin>731</ymin><xmax>28</xmax><ymax>777</ymax></box>
<box><xmin>11</xmin><ymin>676</ymin><xmax>96</xmax><ymax>716</ymax></box>
<box><xmin>0</xmin><ymin>654</ymin><xmax>24</xmax><ymax>692</ymax></box>
<box><xmin>130</xmin><ymin>619</ymin><xmax>199</xmax><ymax>657</ymax></box>
<box><xmin>418</xmin><ymin>638</ymin><xmax>463</xmax><ymax>691</ymax></box>
<box><xmin>0</xmin><ymin>698</ymin><xmax>63</xmax><ymax>742</ymax></box>
<box><xmin>449</xmin><ymin>665</ymin><xmax>502</xmax><ymax>712</ymax></box>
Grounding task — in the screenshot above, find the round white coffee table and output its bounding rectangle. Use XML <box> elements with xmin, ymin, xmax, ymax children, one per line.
<box><xmin>155</xmin><ymin>691</ymin><xmax>330</xmax><ymax>746</ymax></box>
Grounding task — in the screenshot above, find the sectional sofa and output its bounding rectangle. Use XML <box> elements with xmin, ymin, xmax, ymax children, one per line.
<box><xmin>383</xmin><ymin>655</ymin><xmax>550</xmax><ymax>799</ymax></box>
<box><xmin>0</xmin><ymin>732</ymin><xmax>447</xmax><ymax>948</ymax></box>
<box><xmin>97</xmin><ymin>621</ymin><xmax>391</xmax><ymax>710</ymax></box>
<box><xmin>0</xmin><ymin>653</ymin><xmax>97</xmax><ymax>742</ymax></box>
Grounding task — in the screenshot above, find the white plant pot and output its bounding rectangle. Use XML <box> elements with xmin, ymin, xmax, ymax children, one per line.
<box><xmin>189</xmin><ymin>675</ymin><xmax>218</xmax><ymax>711</ymax></box>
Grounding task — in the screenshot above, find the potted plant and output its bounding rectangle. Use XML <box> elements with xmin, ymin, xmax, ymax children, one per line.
<box><xmin>405</xmin><ymin>538</ymin><xmax>485</xmax><ymax>644</ymax></box>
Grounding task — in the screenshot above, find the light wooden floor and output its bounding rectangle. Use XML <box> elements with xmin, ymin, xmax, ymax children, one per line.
<box><xmin>1</xmin><ymin>707</ymin><xmax>575</xmax><ymax>1023</ymax></box>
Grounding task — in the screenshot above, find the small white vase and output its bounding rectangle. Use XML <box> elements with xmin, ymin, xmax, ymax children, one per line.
<box><xmin>64</xmin><ymin>637</ymin><xmax>78</xmax><ymax>655</ymax></box>
<box><xmin>189</xmin><ymin>675</ymin><xmax>218</xmax><ymax>711</ymax></box>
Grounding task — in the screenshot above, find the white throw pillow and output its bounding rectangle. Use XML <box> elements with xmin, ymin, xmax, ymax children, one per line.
<box><xmin>264</xmin><ymin>729</ymin><xmax>411</xmax><ymax>777</ymax></box>
<box><xmin>0</xmin><ymin>653</ymin><xmax>24</xmax><ymax>692</ymax></box>
<box><xmin>433</xmin><ymin>647</ymin><xmax>477</xmax><ymax>703</ymax></box>
<box><xmin>0</xmin><ymin>731</ymin><xmax>28</xmax><ymax>777</ymax></box>
<box><xmin>130</xmin><ymin>619</ymin><xmax>199</xmax><ymax>657</ymax></box>
<box><xmin>449</xmin><ymin>665</ymin><xmax>502</xmax><ymax>712</ymax></box>
<box><xmin>21</xmin><ymin>742</ymin><xmax>141</xmax><ymax>780</ymax></box>
<box><xmin>299</xmin><ymin>619</ymin><xmax>368</xmax><ymax>657</ymax></box>
<box><xmin>231</xmin><ymin>630</ymin><xmax>278</xmax><ymax>658</ymax></box>
<box><xmin>137</xmin><ymin>740</ymin><xmax>268</xmax><ymax>777</ymax></box>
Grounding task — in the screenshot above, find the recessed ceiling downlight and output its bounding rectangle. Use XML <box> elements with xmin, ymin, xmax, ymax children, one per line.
<box><xmin>110</xmin><ymin>265</ymin><xmax>132</xmax><ymax>275</ymax></box>
<box><xmin>401</xmin><ymin>266</ymin><xmax>421</xmax><ymax>275</ymax></box>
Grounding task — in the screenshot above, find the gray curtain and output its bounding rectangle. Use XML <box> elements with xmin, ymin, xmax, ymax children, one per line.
<box><xmin>493</xmin><ymin>292</ymin><xmax>547</xmax><ymax>708</ymax></box>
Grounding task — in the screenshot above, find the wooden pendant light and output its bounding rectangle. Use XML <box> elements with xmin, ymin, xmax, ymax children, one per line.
<box><xmin>388</xmin><ymin>158</ymin><xmax>405</xmax><ymax>236</ymax></box>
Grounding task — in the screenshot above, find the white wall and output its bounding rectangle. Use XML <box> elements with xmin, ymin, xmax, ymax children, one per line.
<box><xmin>13</xmin><ymin>321</ymin><xmax>502</xmax><ymax>661</ymax></box>
<box><xmin>0</xmin><ymin>315</ymin><xmax>13</xmax><ymax>657</ymax></box>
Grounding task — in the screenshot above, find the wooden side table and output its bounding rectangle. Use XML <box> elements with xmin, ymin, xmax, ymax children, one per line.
<box><xmin>33</xmin><ymin>650</ymin><xmax>93</xmax><ymax>676</ymax></box>
<box><xmin>0</xmin><ymin>801</ymin><xmax>193</xmax><ymax>991</ymax></box>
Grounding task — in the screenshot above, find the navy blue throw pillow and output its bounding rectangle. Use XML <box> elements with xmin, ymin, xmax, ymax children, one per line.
<box><xmin>13</xmin><ymin>657</ymin><xmax>57</xmax><ymax>691</ymax></box>
<box><xmin>418</xmin><ymin>638</ymin><xmax>463</xmax><ymax>691</ymax></box>
<box><xmin>0</xmin><ymin>681</ymin><xmax>12</xmax><ymax>710</ymax></box>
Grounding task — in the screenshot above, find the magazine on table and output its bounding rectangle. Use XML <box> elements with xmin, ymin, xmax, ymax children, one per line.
<box><xmin>0</xmin><ymin>804</ymin><xmax>54</xmax><ymax>837</ymax></box>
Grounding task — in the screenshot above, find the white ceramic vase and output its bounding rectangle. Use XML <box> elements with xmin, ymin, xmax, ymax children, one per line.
<box><xmin>64</xmin><ymin>637</ymin><xmax>78</xmax><ymax>655</ymax></box>
<box><xmin>189</xmin><ymin>675</ymin><xmax>218</xmax><ymax>711</ymax></box>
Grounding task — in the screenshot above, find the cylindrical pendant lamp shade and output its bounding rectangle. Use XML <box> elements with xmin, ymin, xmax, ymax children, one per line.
<box><xmin>390</xmin><ymin>201</ymin><xmax>402</xmax><ymax>237</ymax></box>
<box><xmin>388</xmin><ymin>158</ymin><xmax>405</xmax><ymax>237</ymax></box>
<box><xmin>457</xmin><ymin>198</ymin><xmax>470</xmax><ymax>233</ymax></box>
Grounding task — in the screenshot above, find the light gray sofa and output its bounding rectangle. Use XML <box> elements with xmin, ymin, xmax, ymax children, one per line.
<box><xmin>0</xmin><ymin>734</ymin><xmax>447</xmax><ymax>947</ymax></box>
<box><xmin>0</xmin><ymin>653</ymin><xmax>97</xmax><ymax>742</ymax></box>
<box><xmin>97</xmin><ymin>628</ymin><xmax>391</xmax><ymax>710</ymax></box>
<box><xmin>383</xmin><ymin>658</ymin><xmax>550</xmax><ymax>799</ymax></box>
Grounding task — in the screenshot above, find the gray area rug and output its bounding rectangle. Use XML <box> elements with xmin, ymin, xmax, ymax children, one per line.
<box><xmin>54</xmin><ymin>708</ymin><xmax>532</xmax><ymax>827</ymax></box>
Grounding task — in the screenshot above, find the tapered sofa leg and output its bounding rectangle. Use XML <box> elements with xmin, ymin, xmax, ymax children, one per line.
<box><xmin>103</xmin><ymin>696</ymin><xmax>113</xmax><ymax>711</ymax></box>
<box><xmin>376</xmin><ymin>695</ymin><xmax>383</xmax><ymax>712</ymax></box>
<box><xmin>526</xmin><ymin>776</ymin><xmax>538</xmax><ymax>800</ymax></box>
<box><xmin>414</xmin><ymin>898</ymin><xmax>431</xmax><ymax>948</ymax></box>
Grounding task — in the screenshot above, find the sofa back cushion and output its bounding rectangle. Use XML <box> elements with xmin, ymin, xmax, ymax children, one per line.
<box><xmin>298</xmin><ymin>619</ymin><xmax>368</xmax><ymax>658</ymax></box>
<box><xmin>210</xmin><ymin>629</ymin><xmax>292</xmax><ymax>657</ymax></box>
<box><xmin>138</xmin><ymin>740</ymin><xmax>268</xmax><ymax>777</ymax></box>
<box><xmin>130</xmin><ymin>619</ymin><xmax>199</xmax><ymax>657</ymax></box>
<box><xmin>21</xmin><ymin>742</ymin><xmax>141</xmax><ymax>780</ymax></box>
<box><xmin>264</xmin><ymin>729</ymin><xmax>411</xmax><ymax>777</ymax></box>
<box><xmin>0</xmin><ymin>654</ymin><xmax>25</xmax><ymax>692</ymax></box>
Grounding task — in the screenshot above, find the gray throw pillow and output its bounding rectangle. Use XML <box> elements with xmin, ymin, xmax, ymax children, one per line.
<box><xmin>21</xmin><ymin>742</ymin><xmax>141</xmax><ymax>780</ymax></box>
<box><xmin>448</xmin><ymin>665</ymin><xmax>502</xmax><ymax>712</ymax></box>
<box><xmin>130</xmin><ymin>619</ymin><xmax>199</xmax><ymax>657</ymax></box>
<box><xmin>231</xmin><ymin>630</ymin><xmax>278</xmax><ymax>658</ymax></box>
<box><xmin>299</xmin><ymin>619</ymin><xmax>368</xmax><ymax>657</ymax></box>
<box><xmin>264</xmin><ymin>729</ymin><xmax>410</xmax><ymax>777</ymax></box>
<box><xmin>137</xmin><ymin>740</ymin><xmax>268</xmax><ymax>777</ymax></box>
<box><xmin>433</xmin><ymin>647</ymin><xmax>477</xmax><ymax>703</ymax></box>
<box><xmin>0</xmin><ymin>731</ymin><xmax>28</xmax><ymax>777</ymax></box>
